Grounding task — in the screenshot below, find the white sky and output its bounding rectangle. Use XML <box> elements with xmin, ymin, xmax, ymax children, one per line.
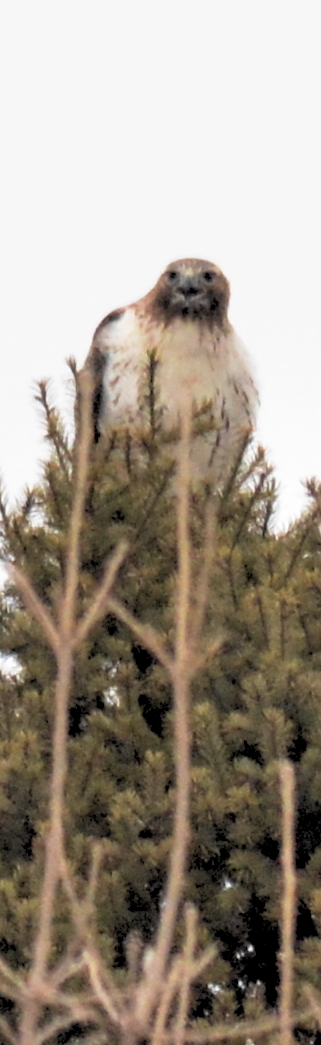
<box><xmin>0</xmin><ymin>1</ymin><xmax>320</xmax><ymax>528</ymax></box>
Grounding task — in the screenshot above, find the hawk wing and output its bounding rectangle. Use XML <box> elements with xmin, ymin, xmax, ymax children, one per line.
<box><xmin>86</xmin><ymin>308</ymin><xmax>126</xmax><ymax>443</ymax></box>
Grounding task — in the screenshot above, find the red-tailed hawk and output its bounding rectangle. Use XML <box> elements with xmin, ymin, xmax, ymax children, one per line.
<box><xmin>85</xmin><ymin>259</ymin><xmax>258</xmax><ymax>487</ymax></box>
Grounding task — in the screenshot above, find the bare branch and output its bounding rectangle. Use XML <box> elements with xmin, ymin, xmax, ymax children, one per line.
<box><xmin>151</xmin><ymin>959</ymin><xmax>183</xmax><ymax>1045</ymax></box>
<box><xmin>161</xmin><ymin>1011</ymin><xmax>282</xmax><ymax>1042</ymax></box>
<box><xmin>107</xmin><ymin>594</ymin><xmax>173</xmax><ymax>674</ymax></box>
<box><xmin>9</xmin><ymin>565</ymin><xmax>59</xmax><ymax>656</ymax></box>
<box><xmin>175</xmin><ymin>405</ymin><xmax>192</xmax><ymax>663</ymax></box>
<box><xmin>58</xmin><ymin>851</ymin><xmax>123</xmax><ymax>1032</ymax></box>
<box><xmin>174</xmin><ymin>905</ymin><xmax>197</xmax><ymax>1045</ymax></box>
<box><xmin>19</xmin><ymin>650</ymin><xmax>71</xmax><ymax>1042</ymax></box>
<box><xmin>161</xmin><ymin>1004</ymin><xmax>315</xmax><ymax>1043</ymax></box>
<box><xmin>48</xmin><ymin>951</ymin><xmax>88</xmax><ymax>990</ymax></box>
<box><xmin>189</xmin><ymin>499</ymin><xmax>215</xmax><ymax>650</ymax></box>
<box><xmin>19</xmin><ymin>369</ymin><xmax>95</xmax><ymax>1045</ymax></box>
<box><xmin>0</xmin><ymin>1015</ymin><xmax>19</xmax><ymax>1045</ymax></box>
<box><xmin>74</xmin><ymin>539</ymin><xmax>129</xmax><ymax>647</ymax></box>
<box><xmin>0</xmin><ymin>957</ymin><xmax>25</xmax><ymax>995</ymax></box>
<box><xmin>84</xmin><ymin>947</ymin><xmax>122</xmax><ymax>1025</ymax></box>
<box><xmin>33</xmin><ymin>1005</ymin><xmax>100</xmax><ymax>1045</ymax></box>
<box><xmin>85</xmin><ymin>842</ymin><xmax>106</xmax><ymax>912</ymax></box>
<box><xmin>278</xmin><ymin>759</ymin><xmax>296</xmax><ymax>1045</ymax></box>
<box><xmin>135</xmin><ymin>405</ymin><xmax>193</xmax><ymax>1030</ymax></box>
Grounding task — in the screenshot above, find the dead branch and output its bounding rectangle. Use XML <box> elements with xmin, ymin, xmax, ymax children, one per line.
<box><xmin>278</xmin><ymin>759</ymin><xmax>296</xmax><ymax>1045</ymax></box>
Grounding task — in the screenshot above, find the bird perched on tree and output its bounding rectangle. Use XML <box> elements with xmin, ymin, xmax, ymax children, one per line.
<box><xmin>85</xmin><ymin>258</ymin><xmax>258</xmax><ymax>488</ymax></box>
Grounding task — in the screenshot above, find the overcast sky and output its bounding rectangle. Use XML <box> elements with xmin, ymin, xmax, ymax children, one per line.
<box><xmin>0</xmin><ymin>1</ymin><xmax>320</xmax><ymax>528</ymax></box>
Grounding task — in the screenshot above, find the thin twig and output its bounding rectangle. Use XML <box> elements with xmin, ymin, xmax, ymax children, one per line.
<box><xmin>0</xmin><ymin>1015</ymin><xmax>19</xmax><ymax>1045</ymax></box>
<box><xmin>74</xmin><ymin>539</ymin><xmax>129</xmax><ymax>647</ymax></box>
<box><xmin>189</xmin><ymin>500</ymin><xmax>215</xmax><ymax>650</ymax></box>
<box><xmin>33</xmin><ymin>1006</ymin><xmax>100</xmax><ymax>1045</ymax></box>
<box><xmin>19</xmin><ymin>646</ymin><xmax>73</xmax><ymax>1043</ymax></box>
<box><xmin>151</xmin><ymin>923</ymin><xmax>216</xmax><ymax>1045</ymax></box>
<box><xmin>107</xmin><ymin>594</ymin><xmax>173</xmax><ymax>673</ymax></box>
<box><xmin>58</xmin><ymin>852</ymin><xmax>123</xmax><ymax>1027</ymax></box>
<box><xmin>19</xmin><ymin>369</ymin><xmax>95</xmax><ymax>1045</ymax></box>
<box><xmin>161</xmin><ymin>1003</ymin><xmax>315</xmax><ymax>1042</ymax></box>
<box><xmin>279</xmin><ymin>759</ymin><xmax>296</xmax><ymax>1045</ymax></box>
<box><xmin>151</xmin><ymin>959</ymin><xmax>183</xmax><ymax>1045</ymax></box>
<box><xmin>84</xmin><ymin>948</ymin><xmax>122</xmax><ymax>1025</ymax></box>
<box><xmin>9</xmin><ymin>565</ymin><xmax>59</xmax><ymax>655</ymax></box>
<box><xmin>174</xmin><ymin>905</ymin><xmax>197</xmax><ymax>1045</ymax></box>
<box><xmin>161</xmin><ymin>1011</ymin><xmax>281</xmax><ymax>1042</ymax></box>
<box><xmin>135</xmin><ymin>405</ymin><xmax>193</xmax><ymax>1030</ymax></box>
<box><xmin>48</xmin><ymin>951</ymin><xmax>88</xmax><ymax>989</ymax></box>
<box><xmin>175</xmin><ymin>405</ymin><xmax>192</xmax><ymax>663</ymax></box>
<box><xmin>61</xmin><ymin>366</ymin><xmax>93</xmax><ymax>636</ymax></box>
<box><xmin>0</xmin><ymin>957</ymin><xmax>25</xmax><ymax>993</ymax></box>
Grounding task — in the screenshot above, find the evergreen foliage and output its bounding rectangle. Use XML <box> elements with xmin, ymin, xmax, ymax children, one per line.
<box><xmin>1</xmin><ymin>369</ymin><xmax>321</xmax><ymax>1042</ymax></box>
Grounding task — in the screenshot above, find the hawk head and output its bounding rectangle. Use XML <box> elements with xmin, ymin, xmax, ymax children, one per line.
<box><xmin>144</xmin><ymin>258</ymin><xmax>230</xmax><ymax>327</ymax></box>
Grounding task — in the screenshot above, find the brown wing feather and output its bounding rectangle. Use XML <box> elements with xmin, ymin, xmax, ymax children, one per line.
<box><xmin>86</xmin><ymin>308</ymin><xmax>126</xmax><ymax>442</ymax></box>
<box><xmin>86</xmin><ymin>344</ymin><xmax>106</xmax><ymax>443</ymax></box>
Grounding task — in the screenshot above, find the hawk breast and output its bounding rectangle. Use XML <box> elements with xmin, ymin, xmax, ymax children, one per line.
<box><xmin>94</xmin><ymin>308</ymin><xmax>257</xmax><ymax>485</ymax></box>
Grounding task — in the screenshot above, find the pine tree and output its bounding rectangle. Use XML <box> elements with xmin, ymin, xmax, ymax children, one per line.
<box><xmin>1</xmin><ymin>367</ymin><xmax>321</xmax><ymax>1043</ymax></box>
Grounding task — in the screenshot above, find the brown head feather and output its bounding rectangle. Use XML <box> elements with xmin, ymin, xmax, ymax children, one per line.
<box><xmin>139</xmin><ymin>258</ymin><xmax>230</xmax><ymax>329</ymax></box>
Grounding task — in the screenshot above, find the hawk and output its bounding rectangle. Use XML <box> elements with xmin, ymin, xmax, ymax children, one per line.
<box><xmin>85</xmin><ymin>259</ymin><xmax>258</xmax><ymax>487</ymax></box>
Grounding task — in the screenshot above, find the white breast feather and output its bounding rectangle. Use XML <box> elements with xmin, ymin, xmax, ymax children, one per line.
<box><xmin>95</xmin><ymin>308</ymin><xmax>258</xmax><ymax>485</ymax></box>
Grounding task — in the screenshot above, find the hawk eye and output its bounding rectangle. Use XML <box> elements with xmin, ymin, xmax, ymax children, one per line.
<box><xmin>203</xmin><ymin>271</ymin><xmax>214</xmax><ymax>282</ymax></box>
<box><xmin>168</xmin><ymin>270</ymin><xmax>178</xmax><ymax>281</ymax></box>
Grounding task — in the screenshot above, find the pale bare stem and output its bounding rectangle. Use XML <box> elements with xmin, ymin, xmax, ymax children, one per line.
<box><xmin>74</xmin><ymin>540</ymin><xmax>129</xmax><ymax>647</ymax></box>
<box><xmin>33</xmin><ymin>1004</ymin><xmax>100</xmax><ymax>1045</ymax></box>
<box><xmin>107</xmin><ymin>594</ymin><xmax>173</xmax><ymax>674</ymax></box>
<box><xmin>173</xmin><ymin>905</ymin><xmax>197</xmax><ymax>1045</ymax></box>
<box><xmin>19</xmin><ymin>368</ymin><xmax>95</xmax><ymax>1045</ymax></box>
<box><xmin>193</xmin><ymin>637</ymin><xmax>223</xmax><ymax>674</ymax></box>
<box><xmin>176</xmin><ymin>405</ymin><xmax>192</xmax><ymax>653</ymax></box>
<box><xmin>59</xmin><ymin>848</ymin><xmax>87</xmax><ymax>928</ymax></box>
<box><xmin>23</xmin><ymin>974</ymin><xmax>95</xmax><ymax>1013</ymax></box>
<box><xmin>162</xmin><ymin>1011</ymin><xmax>281</xmax><ymax>1042</ymax></box>
<box><xmin>164</xmin><ymin>1005</ymin><xmax>310</xmax><ymax>1044</ymax></box>
<box><xmin>151</xmin><ymin>960</ymin><xmax>183</xmax><ymax>1045</ymax></box>
<box><xmin>49</xmin><ymin>951</ymin><xmax>88</xmax><ymax>989</ymax></box>
<box><xmin>84</xmin><ymin>948</ymin><xmax>123</xmax><ymax>1025</ymax></box>
<box><xmin>152</xmin><ymin>407</ymin><xmax>192</xmax><ymax>958</ymax></box>
<box><xmin>189</xmin><ymin>499</ymin><xmax>215</xmax><ymax>650</ymax></box>
<box><xmin>19</xmin><ymin>645</ymin><xmax>73</xmax><ymax>1045</ymax></box>
<box><xmin>0</xmin><ymin>1015</ymin><xmax>19</xmax><ymax>1045</ymax></box>
<box><xmin>278</xmin><ymin>759</ymin><xmax>296</xmax><ymax>1045</ymax></box>
<box><xmin>9</xmin><ymin>565</ymin><xmax>59</xmax><ymax>655</ymax></box>
<box><xmin>151</xmin><ymin>914</ymin><xmax>216</xmax><ymax>1045</ymax></box>
<box><xmin>0</xmin><ymin>957</ymin><xmax>25</xmax><ymax>994</ymax></box>
<box><xmin>135</xmin><ymin>406</ymin><xmax>193</xmax><ymax>1031</ymax></box>
<box><xmin>49</xmin><ymin>846</ymin><xmax>104</xmax><ymax>990</ymax></box>
<box><xmin>59</xmin><ymin>845</ymin><xmax>102</xmax><ymax>947</ymax></box>
<box><xmin>58</xmin><ymin>851</ymin><xmax>123</xmax><ymax>1028</ymax></box>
